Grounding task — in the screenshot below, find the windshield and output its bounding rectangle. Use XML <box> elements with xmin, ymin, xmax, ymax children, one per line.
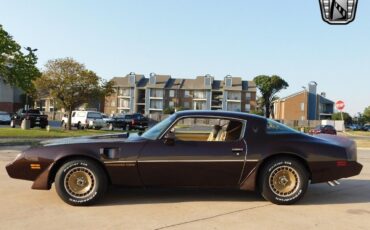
<box><xmin>266</xmin><ymin>119</ymin><xmax>299</xmax><ymax>134</ymax></box>
<box><xmin>141</xmin><ymin>114</ymin><xmax>176</xmax><ymax>140</ymax></box>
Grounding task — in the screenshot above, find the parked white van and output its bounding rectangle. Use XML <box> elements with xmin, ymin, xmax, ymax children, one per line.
<box><xmin>61</xmin><ymin>111</ymin><xmax>105</xmax><ymax>129</ymax></box>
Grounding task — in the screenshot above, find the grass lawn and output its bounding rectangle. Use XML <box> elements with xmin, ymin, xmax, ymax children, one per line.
<box><xmin>0</xmin><ymin>127</ymin><xmax>127</xmax><ymax>138</ymax></box>
<box><xmin>346</xmin><ymin>131</ymin><xmax>370</xmax><ymax>137</ymax></box>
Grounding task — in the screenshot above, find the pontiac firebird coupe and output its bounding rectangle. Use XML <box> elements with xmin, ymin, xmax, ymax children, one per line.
<box><xmin>6</xmin><ymin>111</ymin><xmax>362</xmax><ymax>206</ymax></box>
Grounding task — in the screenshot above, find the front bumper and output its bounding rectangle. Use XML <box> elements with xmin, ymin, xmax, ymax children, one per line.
<box><xmin>6</xmin><ymin>154</ymin><xmax>53</xmax><ymax>190</ymax></box>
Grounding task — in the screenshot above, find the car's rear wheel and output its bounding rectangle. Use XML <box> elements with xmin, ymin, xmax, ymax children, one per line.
<box><xmin>55</xmin><ymin>159</ymin><xmax>107</xmax><ymax>206</ymax></box>
<box><xmin>259</xmin><ymin>157</ymin><xmax>309</xmax><ymax>205</ymax></box>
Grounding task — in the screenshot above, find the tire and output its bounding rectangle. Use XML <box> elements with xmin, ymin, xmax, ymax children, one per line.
<box><xmin>259</xmin><ymin>157</ymin><xmax>309</xmax><ymax>205</ymax></box>
<box><xmin>10</xmin><ymin>120</ymin><xmax>15</xmax><ymax>128</ymax></box>
<box><xmin>108</xmin><ymin>123</ymin><xmax>114</xmax><ymax>131</ymax></box>
<box><xmin>77</xmin><ymin>122</ymin><xmax>81</xmax><ymax>130</ymax></box>
<box><xmin>55</xmin><ymin>159</ymin><xmax>107</xmax><ymax>206</ymax></box>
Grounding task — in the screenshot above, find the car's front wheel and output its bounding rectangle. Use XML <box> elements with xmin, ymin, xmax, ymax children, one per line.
<box><xmin>259</xmin><ymin>157</ymin><xmax>309</xmax><ymax>205</ymax></box>
<box><xmin>55</xmin><ymin>159</ymin><xmax>107</xmax><ymax>206</ymax></box>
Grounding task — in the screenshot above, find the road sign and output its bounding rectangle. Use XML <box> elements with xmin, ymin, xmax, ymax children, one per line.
<box><xmin>336</xmin><ymin>100</ymin><xmax>345</xmax><ymax>111</ymax></box>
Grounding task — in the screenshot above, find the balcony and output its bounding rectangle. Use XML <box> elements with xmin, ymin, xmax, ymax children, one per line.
<box><xmin>227</xmin><ymin>92</ymin><xmax>241</xmax><ymax>102</ymax></box>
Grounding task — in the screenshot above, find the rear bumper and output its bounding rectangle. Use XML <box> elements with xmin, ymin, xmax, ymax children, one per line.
<box><xmin>311</xmin><ymin>161</ymin><xmax>363</xmax><ymax>183</ymax></box>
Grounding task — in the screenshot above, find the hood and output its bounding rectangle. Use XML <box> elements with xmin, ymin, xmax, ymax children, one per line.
<box><xmin>40</xmin><ymin>132</ymin><xmax>145</xmax><ymax>147</ymax></box>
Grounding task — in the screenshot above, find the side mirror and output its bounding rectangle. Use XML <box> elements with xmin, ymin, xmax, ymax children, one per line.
<box><xmin>163</xmin><ymin>132</ymin><xmax>175</xmax><ymax>145</ymax></box>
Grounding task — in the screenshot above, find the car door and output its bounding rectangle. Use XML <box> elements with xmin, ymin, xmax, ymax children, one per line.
<box><xmin>137</xmin><ymin>117</ymin><xmax>247</xmax><ymax>188</ymax></box>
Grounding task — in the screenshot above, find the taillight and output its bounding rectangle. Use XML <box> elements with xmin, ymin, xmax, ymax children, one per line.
<box><xmin>336</xmin><ymin>161</ymin><xmax>348</xmax><ymax>167</ymax></box>
<box><xmin>132</xmin><ymin>120</ymin><xmax>135</xmax><ymax>125</ymax></box>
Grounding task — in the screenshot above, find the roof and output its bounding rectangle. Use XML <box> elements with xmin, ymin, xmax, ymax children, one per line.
<box><xmin>274</xmin><ymin>90</ymin><xmax>305</xmax><ymax>102</ymax></box>
<box><xmin>174</xmin><ymin>110</ymin><xmax>265</xmax><ymax>120</ymax></box>
<box><xmin>166</xmin><ymin>78</ymin><xmax>184</xmax><ymax>89</ymax></box>
<box><xmin>147</xmin><ymin>75</ymin><xmax>171</xmax><ymax>88</ymax></box>
<box><xmin>319</xmin><ymin>95</ymin><xmax>334</xmax><ymax>104</ymax></box>
<box><xmin>112</xmin><ymin>74</ymin><xmax>145</xmax><ymax>87</ymax></box>
<box><xmin>225</xmin><ymin>77</ymin><xmax>242</xmax><ymax>91</ymax></box>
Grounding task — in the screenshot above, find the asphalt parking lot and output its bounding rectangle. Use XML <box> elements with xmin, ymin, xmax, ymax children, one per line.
<box><xmin>0</xmin><ymin>146</ymin><xmax>369</xmax><ymax>230</ymax></box>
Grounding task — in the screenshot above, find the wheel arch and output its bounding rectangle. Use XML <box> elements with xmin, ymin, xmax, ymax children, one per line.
<box><xmin>256</xmin><ymin>153</ymin><xmax>312</xmax><ymax>188</ymax></box>
<box><xmin>240</xmin><ymin>152</ymin><xmax>312</xmax><ymax>191</ymax></box>
<box><xmin>48</xmin><ymin>155</ymin><xmax>111</xmax><ymax>188</ymax></box>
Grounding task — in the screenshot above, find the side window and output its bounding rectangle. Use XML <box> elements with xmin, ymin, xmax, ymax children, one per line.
<box><xmin>170</xmin><ymin>117</ymin><xmax>243</xmax><ymax>142</ymax></box>
<box><xmin>72</xmin><ymin>112</ymin><xmax>76</xmax><ymax>117</ymax></box>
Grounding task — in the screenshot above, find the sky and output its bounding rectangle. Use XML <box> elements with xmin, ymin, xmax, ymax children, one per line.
<box><xmin>0</xmin><ymin>0</ymin><xmax>369</xmax><ymax>115</ymax></box>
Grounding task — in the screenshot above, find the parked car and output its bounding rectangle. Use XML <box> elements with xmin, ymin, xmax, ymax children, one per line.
<box><xmin>101</xmin><ymin>113</ymin><xmax>113</xmax><ymax>123</ymax></box>
<box><xmin>106</xmin><ymin>113</ymin><xmax>148</xmax><ymax>131</ymax></box>
<box><xmin>6</xmin><ymin>110</ymin><xmax>362</xmax><ymax>206</ymax></box>
<box><xmin>0</xmin><ymin>111</ymin><xmax>11</xmax><ymax>125</ymax></box>
<box><xmin>347</xmin><ymin>124</ymin><xmax>361</xmax><ymax>131</ymax></box>
<box><xmin>309</xmin><ymin>125</ymin><xmax>337</xmax><ymax>135</ymax></box>
<box><xmin>10</xmin><ymin>109</ymin><xmax>48</xmax><ymax>128</ymax></box>
<box><xmin>61</xmin><ymin>111</ymin><xmax>105</xmax><ymax>129</ymax></box>
<box><xmin>362</xmin><ymin>124</ymin><xmax>370</xmax><ymax>131</ymax></box>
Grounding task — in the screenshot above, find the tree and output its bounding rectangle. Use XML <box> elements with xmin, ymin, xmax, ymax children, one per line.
<box><xmin>363</xmin><ymin>106</ymin><xmax>370</xmax><ymax>123</ymax></box>
<box><xmin>332</xmin><ymin>112</ymin><xmax>352</xmax><ymax>125</ymax></box>
<box><xmin>34</xmin><ymin>58</ymin><xmax>113</xmax><ymax>129</ymax></box>
<box><xmin>0</xmin><ymin>24</ymin><xmax>41</xmax><ymax>95</ymax></box>
<box><xmin>163</xmin><ymin>107</ymin><xmax>175</xmax><ymax>114</ymax></box>
<box><xmin>253</xmin><ymin>75</ymin><xmax>288</xmax><ymax>118</ymax></box>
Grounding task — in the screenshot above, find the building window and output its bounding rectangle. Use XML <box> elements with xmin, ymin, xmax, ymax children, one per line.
<box><xmin>184</xmin><ymin>102</ymin><xmax>190</xmax><ymax>108</ymax></box>
<box><xmin>169</xmin><ymin>90</ymin><xmax>175</xmax><ymax>97</ymax></box>
<box><xmin>150</xmin><ymin>100</ymin><xmax>163</xmax><ymax>109</ymax></box>
<box><xmin>149</xmin><ymin>75</ymin><xmax>156</xmax><ymax>85</ymax></box>
<box><xmin>205</xmin><ymin>77</ymin><xmax>211</xmax><ymax>86</ymax></box>
<box><xmin>227</xmin><ymin>92</ymin><xmax>241</xmax><ymax>101</ymax></box>
<box><xmin>119</xmin><ymin>99</ymin><xmax>130</xmax><ymax>108</ymax></box>
<box><xmin>300</xmin><ymin>102</ymin><xmax>305</xmax><ymax>111</ymax></box>
<box><xmin>194</xmin><ymin>101</ymin><xmax>206</xmax><ymax>110</ymax></box>
<box><xmin>225</xmin><ymin>78</ymin><xmax>232</xmax><ymax>87</ymax></box>
<box><xmin>194</xmin><ymin>90</ymin><xmax>205</xmax><ymax>99</ymax></box>
<box><xmin>150</xmin><ymin>89</ymin><xmax>163</xmax><ymax>98</ymax></box>
<box><xmin>111</xmin><ymin>100</ymin><xmax>116</xmax><ymax>107</ymax></box>
<box><xmin>246</xmin><ymin>93</ymin><xmax>251</xmax><ymax>100</ymax></box>
<box><xmin>227</xmin><ymin>102</ymin><xmax>241</xmax><ymax>112</ymax></box>
<box><xmin>245</xmin><ymin>104</ymin><xmax>251</xmax><ymax>112</ymax></box>
<box><xmin>169</xmin><ymin>101</ymin><xmax>174</xmax><ymax>107</ymax></box>
<box><xmin>185</xmin><ymin>90</ymin><xmax>190</xmax><ymax>97</ymax></box>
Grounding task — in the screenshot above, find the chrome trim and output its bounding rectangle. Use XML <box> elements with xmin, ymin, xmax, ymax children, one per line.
<box><xmin>245</xmin><ymin>159</ymin><xmax>259</xmax><ymax>162</ymax></box>
<box><xmin>103</xmin><ymin>160</ymin><xmax>136</xmax><ymax>164</ymax></box>
<box><xmin>138</xmin><ymin>159</ymin><xmax>245</xmax><ymax>163</ymax></box>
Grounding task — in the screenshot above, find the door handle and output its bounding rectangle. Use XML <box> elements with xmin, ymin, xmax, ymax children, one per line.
<box><xmin>232</xmin><ymin>148</ymin><xmax>244</xmax><ymax>152</ymax></box>
<box><xmin>232</xmin><ymin>148</ymin><xmax>244</xmax><ymax>156</ymax></box>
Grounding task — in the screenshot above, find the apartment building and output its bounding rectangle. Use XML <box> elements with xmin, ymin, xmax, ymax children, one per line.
<box><xmin>105</xmin><ymin>73</ymin><xmax>256</xmax><ymax>115</ymax></box>
<box><xmin>0</xmin><ymin>77</ymin><xmax>23</xmax><ymax>113</ymax></box>
<box><xmin>273</xmin><ymin>81</ymin><xmax>334</xmax><ymax>120</ymax></box>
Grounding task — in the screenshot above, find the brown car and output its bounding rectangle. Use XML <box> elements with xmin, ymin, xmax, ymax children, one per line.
<box><xmin>6</xmin><ymin>111</ymin><xmax>362</xmax><ymax>206</ymax></box>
